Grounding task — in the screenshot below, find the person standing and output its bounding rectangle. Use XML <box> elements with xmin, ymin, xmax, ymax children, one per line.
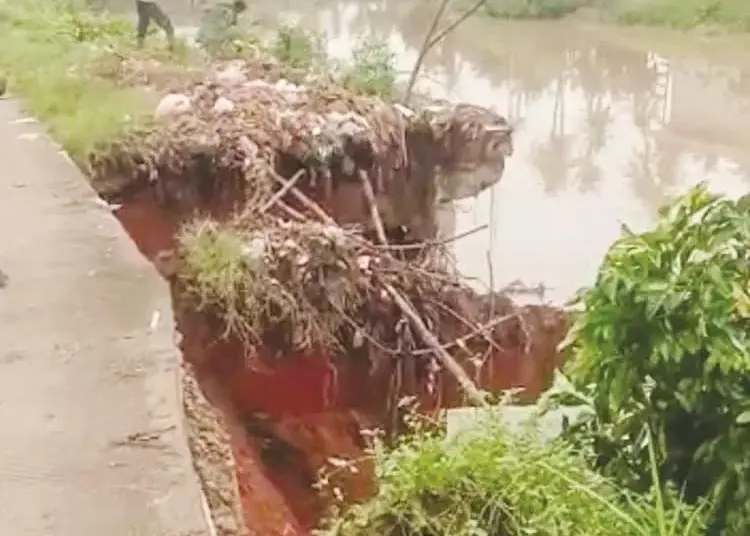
<box><xmin>135</xmin><ymin>0</ymin><xmax>175</xmax><ymax>48</ymax></box>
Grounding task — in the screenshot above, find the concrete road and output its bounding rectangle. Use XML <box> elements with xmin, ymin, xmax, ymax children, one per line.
<box><xmin>0</xmin><ymin>99</ymin><xmax>211</xmax><ymax>535</ymax></box>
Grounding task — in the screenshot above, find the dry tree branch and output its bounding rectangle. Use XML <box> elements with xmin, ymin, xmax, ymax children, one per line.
<box><xmin>270</xmin><ymin>171</ymin><xmax>336</xmax><ymax>225</ymax></box>
<box><xmin>403</xmin><ymin>0</ymin><xmax>488</xmax><ymax>104</ymax></box>
<box><xmin>426</xmin><ymin>296</ymin><xmax>506</xmax><ymax>356</ymax></box>
<box><xmin>427</xmin><ymin>0</ymin><xmax>488</xmax><ymax>50</ymax></box>
<box><xmin>403</xmin><ymin>0</ymin><xmax>451</xmax><ymax>105</ymax></box>
<box><xmin>411</xmin><ymin>312</ymin><xmax>515</xmax><ymax>356</ymax></box>
<box><xmin>375</xmin><ymin>223</ymin><xmax>488</xmax><ymax>251</ymax></box>
<box><xmin>260</xmin><ymin>169</ymin><xmax>306</xmax><ymax>213</ymax></box>
<box><xmin>358</xmin><ymin>170</ymin><xmax>389</xmax><ymax>244</ymax></box>
<box><xmin>384</xmin><ymin>286</ymin><xmax>488</xmax><ymax>405</ymax></box>
<box><xmin>357</xmin><ymin>169</ymin><xmax>489</xmax><ymax>406</ymax></box>
<box><xmin>261</xmin><ymin>168</ymin><xmax>490</xmax><ymax>406</ymax></box>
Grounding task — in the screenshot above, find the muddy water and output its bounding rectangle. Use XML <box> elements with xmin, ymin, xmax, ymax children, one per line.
<box><xmin>111</xmin><ymin>0</ymin><xmax>750</xmax><ymax>304</ymax></box>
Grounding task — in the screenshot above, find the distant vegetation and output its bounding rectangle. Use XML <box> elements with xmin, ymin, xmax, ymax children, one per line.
<box><xmin>479</xmin><ymin>0</ymin><xmax>588</xmax><ymax>19</ymax></box>
<box><xmin>614</xmin><ymin>0</ymin><xmax>750</xmax><ymax>31</ymax></box>
<box><xmin>472</xmin><ymin>0</ymin><xmax>750</xmax><ymax>31</ymax></box>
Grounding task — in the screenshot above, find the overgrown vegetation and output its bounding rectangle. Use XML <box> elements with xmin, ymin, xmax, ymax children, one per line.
<box><xmin>271</xmin><ymin>24</ymin><xmax>328</xmax><ymax>70</ymax></box>
<box><xmin>614</xmin><ymin>0</ymin><xmax>750</xmax><ymax>32</ymax></box>
<box><xmin>340</xmin><ymin>38</ymin><xmax>397</xmax><ymax>98</ymax></box>
<box><xmin>554</xmin><ymin>184</ymin><xmax>750</xmax><ymax>534</ymax></box>
<box><xmin>479</xmin><ymin>0</ymin><xmax>587</xmax><ymax>19</ymax></box>
<box><xmin>0</xmin><ymin>0</ymin><xmax>398</xmax><ymax>163</ymax></box>
<box><xmin>269</xmin><ymin>26</ymin><xmax>396</xmax><ymax>98</ymax></box>
<box><xmin>317</xmin><ymin>417</ymin><xmax>705</xmax><ymax>535</ymax></box>
<box><xmin>318</xmin><ymin>184</ymin><xmax>750</xmax><ymax>534</ymax></box>
<box><xmin>0</xmin><ymin>0</ymin><xmax>148</xmax><ymax>159</ymax></box>
<box><xmin>471</xmin><ymin>0</ymin><xmax>750</xmax><ymax>31</ymax></box>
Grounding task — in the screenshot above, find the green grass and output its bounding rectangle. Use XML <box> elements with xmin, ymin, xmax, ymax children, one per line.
<box><xmin>0</xmin><ymin>0</ymin><xmax>398</xmax><ymax>162</ymax></box>
<box><xmin>0</xmin><ymin>0</ymin><xmax>151</xmax><ymax>160</ymax></box>
<box><xmin>476</xmin><ymin>0</ymin><xmax>588</xmax><ymax>20</ymax></box>
<box><xmin>614</xmin><ymin>0</ymin><xmax>750</xmax><ymax>31</ymax></box>
<box><xmin>316</xmin><ymin>416</ymin><xmax>706</xmax><ymax>535</ymax></box>
<box><xmin>470</xmin><ymin>0</ymin><xmax>750</xmax><ymax>31</ymax></box>
<box><xmin>340</xmin><ymin>37</ymin><xmax>397</xmax><ymax>99</ymax></box>
<box><xmin>269</xmin><ymin>25</ymin><xmax>396</xmax><ymax>99</ymax></box>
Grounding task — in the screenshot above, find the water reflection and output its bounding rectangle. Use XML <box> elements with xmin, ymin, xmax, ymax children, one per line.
<box><xmin>301</xmin><ymin>0</ymin><xmax>750</xmax><ymax>302</ymax></box>
<box><xmin>111</xmin><ymin>0</ymin><xmax>750</xmax><ymax>302</ymax></box>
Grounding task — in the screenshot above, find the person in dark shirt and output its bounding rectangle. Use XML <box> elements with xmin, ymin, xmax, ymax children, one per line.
<box><xmin>135</xmin><ymin>0</ymin><xmax>175</xmax><ymax>48</ymax></box>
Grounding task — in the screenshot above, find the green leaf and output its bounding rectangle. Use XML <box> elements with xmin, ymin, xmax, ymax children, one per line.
<box><xmin>737</xmin><ymin>411</ymin><xmax>750</xmax><ymax>425</ymax></box>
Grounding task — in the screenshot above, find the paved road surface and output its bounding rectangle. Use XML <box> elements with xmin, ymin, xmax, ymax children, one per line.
<box><xmin>0</xmin><ymin>99</ymin><xmax>211</xmax><ymax>535</ymax></box>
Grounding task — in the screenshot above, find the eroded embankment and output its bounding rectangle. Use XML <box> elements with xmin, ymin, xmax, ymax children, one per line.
<box><xmin>91</xmin><ymin>57</ymin><xmax>567</xmax><ymax>535</ymax></box>
<box><xmin>159</xmin><ymin>217</ymin><xmax>569</xmax><ymax>534</ymax></box>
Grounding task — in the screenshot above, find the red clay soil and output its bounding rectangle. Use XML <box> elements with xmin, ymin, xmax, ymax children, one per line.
<box><xmin>173</xmin><ymin>300</ymin><xmax>568</xmax><ymax>534</ymax></box>
<box><xmin>116</xmin><ymin>195</ymin><xmax>569</xmax><ymax>535</ymax></box>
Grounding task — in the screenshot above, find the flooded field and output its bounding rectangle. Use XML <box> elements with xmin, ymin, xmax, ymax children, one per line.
<box><xmin>113</xmin><ymin>0</ymin><xmax>750</xmax><ymax>303</ymax></box>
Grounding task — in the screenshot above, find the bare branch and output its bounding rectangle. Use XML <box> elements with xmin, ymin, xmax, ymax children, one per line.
<box><xmin>427</xmin><ymin>0</ymin><xmax>488</xmax><ymax>49</ymax></box>
<box><xmin>402</xmin><ymin>0</ymin><xmax>451</xmax><ymax>105</ymax></box>
<box><xmin>403</xmin><ymin>0</ymin><xmax>488</xmax><ymax>104</ymax></box>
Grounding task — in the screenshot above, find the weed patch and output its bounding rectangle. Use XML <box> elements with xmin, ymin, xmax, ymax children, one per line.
<box><xmin>0</xmin><ymin>0</ymin><xmax>149</xmax><ymax>159</ymax></box>
<box><xmin>339</xmin><ymin>38</ymin><xmax>397</xmax><ymax>98</ymax></box>
<box><xmin>316</xmin><ymin>417</ymin><xmax>705</xmax><ymax>535</ymax></box>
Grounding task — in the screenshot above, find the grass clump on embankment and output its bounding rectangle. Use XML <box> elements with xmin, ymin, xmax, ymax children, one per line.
<box><xmin>0</xmin><ymin>0</ymin><xmax>151</xmax><ymax>159</ymax></box>
<box><xmin>0</xmin><ymin>0</ymin><xmax>398</xmax><ymax>165</ymax></box>
<box><xmin>316</xmin><ymin>418</ymin><xmax>706</xmax><ymax>535</ymax></box>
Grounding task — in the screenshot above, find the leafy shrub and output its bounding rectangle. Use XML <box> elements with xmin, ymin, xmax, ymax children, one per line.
<box><xmin>340</xmin><ymin>37</ymin><xmax>396</xmax><ymax>99</ymax></box>
<box><xmin>560</xmin><ymin>184</ymin><xmax>750</xmax><ymax>533</ymax></box>
<box><xmin>316</xmin><ymin>417</ymin><xmax>704</xmax><ymax>535</ymax></box>
<box><xmin>271</xmin><ymin>24</ymin><xmax>327</xmax><ymax>70</ymax></box>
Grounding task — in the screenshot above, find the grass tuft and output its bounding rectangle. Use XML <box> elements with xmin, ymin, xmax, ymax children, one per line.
<box><xmin>0</xmin><ymin>0</ymin><xmax>149</xmax><ymax>159</ymax></box>
<box><xmin>317</xmin><ymin>415</ymin><xmax>706</xmax><ymax>535</ymax></box>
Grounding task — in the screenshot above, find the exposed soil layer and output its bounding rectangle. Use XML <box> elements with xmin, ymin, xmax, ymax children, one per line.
<box><xmin>181</xmin><ymin>366</ymin><xmax>252</xmax><ymax>536</ymax></box>
<box><xmin>91</xmin><ymin>58</ymin><xmax>513</xmax><ymax>246</ymax></box>
<box><xmin>95</xmin><ymin>56</ymin><xmax>566</xmax><ymax>535</ymax></box>
<box><xmin>172</xmin><ymin>286</ymin><xmax>568</xmax><ymax>532</ymax></box>
<box><xmin>112</xmin><ymin>184</ymin><xmax>569</xmax><ymax>534</ymax></box>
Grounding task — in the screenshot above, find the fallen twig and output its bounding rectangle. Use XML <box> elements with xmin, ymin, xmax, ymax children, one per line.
<box><xmin>403</xmin><ymin>0</ymin><xmax>488</xmax><ymax>104</ymax></box>
<box><xmin>427</xmin><ymin>0</ymin><xmax>488</xmax><ymax>50</ymax></box>
<box><xmin>358</xmin><ymin>167</ymin><xmax>488</xmax><ymax>406</ymax></box>
<box><xmin>358</xmin><ymin>169</ymin><xmax>389</xmax><ymax>244</ymax></box>
<box><xmin>403</xmin><ymin>0</ymin><xmax>451</xmax><ymax>104</ymax></box>
<box><xmin>411</xmin><ymin>312</ymin><xmax>515</xmax><ymax>356</ymax></box>
<box><xmin>384</xmin><ymin>284</ymin><xmax>488</xmax><ymax>405</ymax></box>
<box><xmin>264</xmin><ymin>165</ymin><xmax>490</xmax><ymax>406</ymax></box>
<box><xmin>375</xmin><ymin>223</ymin><xmax>489</xmax><ymax>250</ymax></box>
<box><xmin>270</xmin><ymin>171</ymin><xmax>336</xmax><ymax>225</ymax></box>
<box><xmin>260</xmin><ymin>169</ymin><xmax>305</xmax><ymax>213</ymax></box>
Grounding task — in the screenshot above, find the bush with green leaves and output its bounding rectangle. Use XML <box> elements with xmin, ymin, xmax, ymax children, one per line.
<box><xmin>340</xmin><ymin>37</ymin><xmax>396</xmax><ymax>99</ymax></box>
<box><xmin>316</xmin><ymin>417</ymin><xmax>704</xmax><ymax>535</ymax></box>
<box><xmin>559</xmin><ymin>184</ymin><xmax>750</xmax><ymax>534</ymax></box>
<box><xmin>271</xmin><ymin>24</ymin><xmax>327</xmax><ymax>70</ymax></box>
